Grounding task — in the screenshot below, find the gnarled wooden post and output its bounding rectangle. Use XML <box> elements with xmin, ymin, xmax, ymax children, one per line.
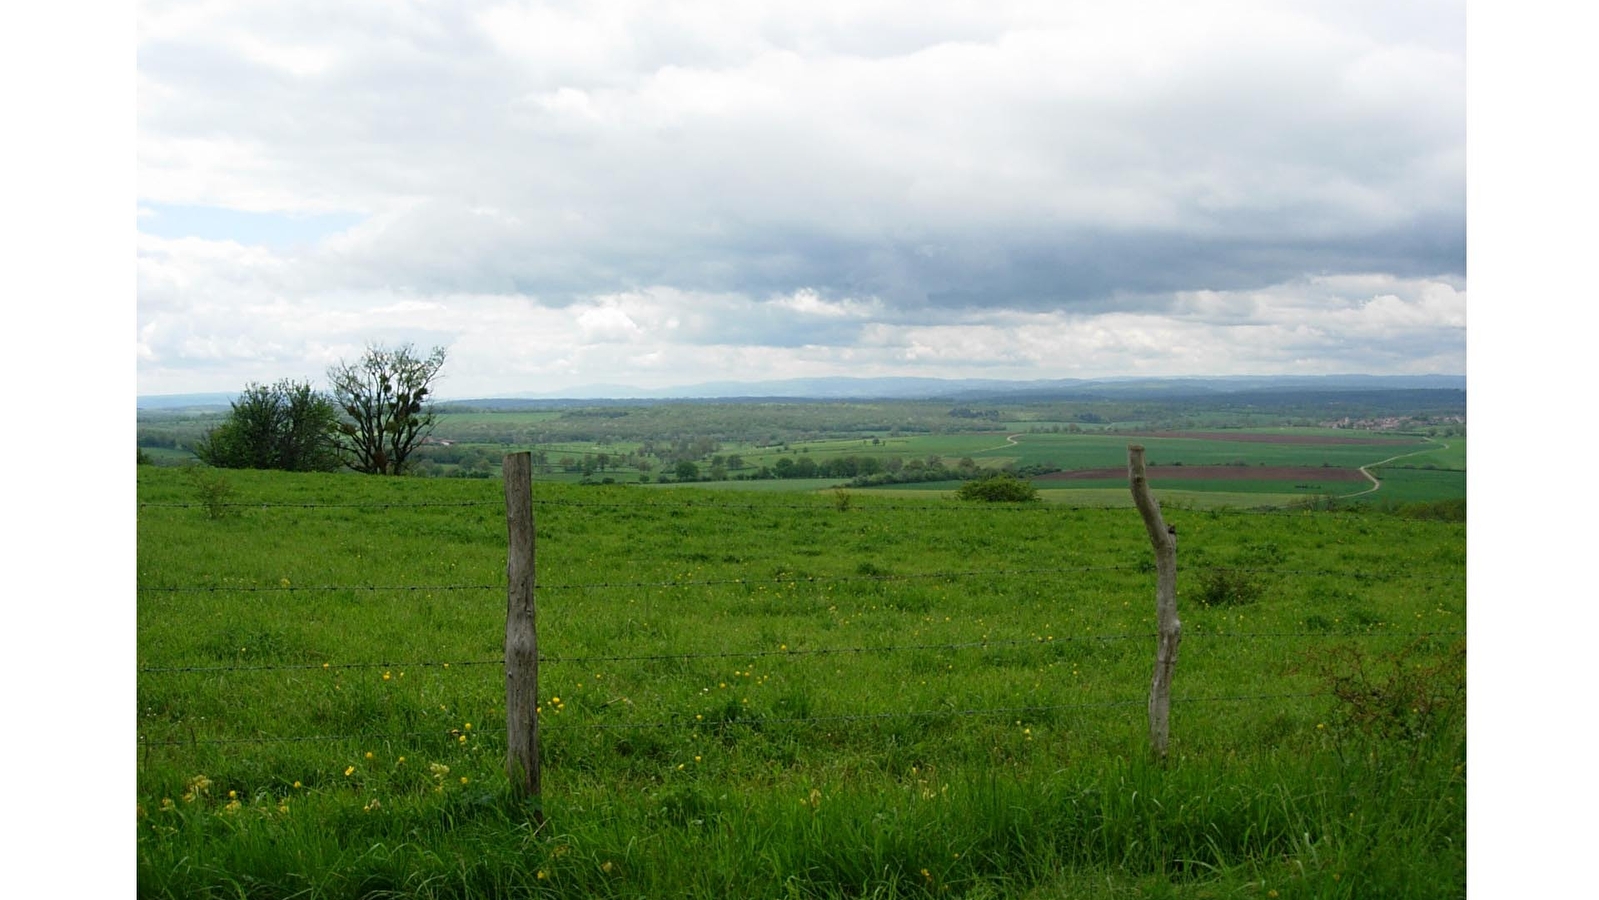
<box><xmin>1128</xmin><ymin>445</ymin><xmax>1180</xmax><ymax>760</ymax></box>
<box><xmin>503</xmin><ymin>451</ymin><xmax>544</xmax><ymax>823</ymax></box>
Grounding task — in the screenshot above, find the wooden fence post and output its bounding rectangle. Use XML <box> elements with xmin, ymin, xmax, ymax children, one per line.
<box><xmin>503</xmin><ymin>451</ymin><xmax>543</xmax><ymax>822</ymax></box>
<box><xmin>1128</xmin><ymin>444</ymin><xmax>1180</xmax><ymax>760</ymax></box>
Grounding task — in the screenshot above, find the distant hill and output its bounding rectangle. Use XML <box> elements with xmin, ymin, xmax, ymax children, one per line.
<box><xmin>140</xmin><ymin>374</ymin><xmax>1464</xmax><ymax>409</ymax></box>
<box><xmin>443</xmin><ymin>374</ymin><xmax>1465</xmax><ymax>404</ymax></box>
<box><xmin>136</xmin><ymin>392</ymin><xmax>235</xmax><ymax>410</ymax></box>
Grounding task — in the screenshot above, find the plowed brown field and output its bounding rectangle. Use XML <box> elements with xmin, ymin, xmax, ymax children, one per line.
<box><xmin>1126</xmin><ymin>431</ymin><xmax>1419</xmax><ymax>446</ymax></box>
<box><xmin>1037</xmin><ymin>465</ymin><xmax>1367</xmax><ymax>482</ymax></box>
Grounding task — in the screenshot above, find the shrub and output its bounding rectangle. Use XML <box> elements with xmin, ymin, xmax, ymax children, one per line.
<box><xmin>186</xmin><ymin>466</ymin><xmax>235</xmax><ymax>519</ymax></box>
<box><xmin>1191</xmin><ymin>568</ymin><xmax>1263</xmax><ymax>607</ymax></box>
<box><xmin>1395</xmin><ymin>498</ymin><xmax>1466</xmax><ymax>522</ymax></box>
<box><xmin>195</xmin><ymin>379</ymin><xmax>341</xmax><ymax>472</ymax></box>
<box><xmin>955</xmin><ymin>473</ymin><xmax>1039</xmax><ymax>502</ymax></box>
<box><xmin>1301</xmin><ymin>638</ymin><xmax>1466</xmax><ymax>746</ymax></box>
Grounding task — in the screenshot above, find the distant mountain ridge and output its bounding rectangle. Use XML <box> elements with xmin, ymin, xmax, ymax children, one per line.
<box><xmin>462</xmin><ymin>374</ymin><xmax>1465</xmax><ymax>402</ymax></box>
<box><xmin>139</xmin><ymin>374</ymin><xmax>1464</xmax><ymax>409</ymax></box>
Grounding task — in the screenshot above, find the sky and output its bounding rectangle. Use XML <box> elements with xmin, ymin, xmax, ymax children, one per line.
<box><xmin>135</xmin><ymin>0</ymin><xmax>1467</xmax><ymax>398</ymax></box>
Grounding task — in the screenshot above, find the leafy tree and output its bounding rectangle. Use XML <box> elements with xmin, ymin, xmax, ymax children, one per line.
<box><xmin>956</xmin><ymin>472</ymin><xmax>1039</xmax><ymax>502</ymax></box>
<box><xmin>193</xmin><ymin>379</ymin><xmax>341</xmax><ymax>472</ymax></box>
<box><xmin>328</xmin><ymin>344</ymin><xmax>447</xmax><ymax>475</ymax></box>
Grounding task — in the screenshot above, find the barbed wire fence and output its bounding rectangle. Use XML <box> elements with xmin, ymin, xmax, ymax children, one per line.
<box><xmin>136</xmin><ymin>492</ymin><xmax>1463</xmax><ymax>522</ymax></box>
<box><xmin>136</xmin><ymin>457</ymin><xmax>1465</xmax><ymax>780</ymax></box>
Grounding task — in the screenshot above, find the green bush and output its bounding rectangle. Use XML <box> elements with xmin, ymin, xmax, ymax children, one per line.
<box><xmin>1191</xmin><ymin>568</ymin><xmax>1264</xmax><ymax>607</ymax></box>
<box><xmin>1303</xmin><ymin>639</ymin><xmax>1466</xmax><ymax>746</ymax></box>
<box><xmin>194</xmin><ymin>379</ymin><xmax>341</xmax><ymax>472</ymax></box>
<box><xmin>955</xmin><ymin>473</ymin><xmax>1039</xmax><ymax>502</ymax></box>
<box><xmin>1395</xmin><ymin>498</ymin><xmax>1466</xmax><ymax>521</ymax></box>
<box><xmin>185</xmin><ymin>466</ymin><xmax>235</xmax><ymax>519</ymax></box>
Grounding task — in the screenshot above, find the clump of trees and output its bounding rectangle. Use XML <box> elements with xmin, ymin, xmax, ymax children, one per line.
<box><xmin>189</xmin><ymin>344</ymin><xmax>448</xmax><ymax>476</ymax></box>
<box><xmin>193</xmin><ymin>379</ymin><xmax>341</xmax><ymax>472</ymax></box>
<box><xmin>328</xmin><ymin>344</ymin><xmax>448</xmax><ymax>475</ymax></box>
<box><xmin>955</xmin><ymin>472</ymin><xmax>1039</xmax><ymax>502</ymax></box>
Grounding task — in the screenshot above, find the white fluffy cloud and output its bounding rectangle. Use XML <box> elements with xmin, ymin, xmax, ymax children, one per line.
<box><xmin>137</xmin><ymin>0</ymin><xmax>1465</xmax><ymax>395</ymax></box>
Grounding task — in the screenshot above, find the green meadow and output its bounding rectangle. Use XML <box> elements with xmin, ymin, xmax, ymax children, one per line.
<box><xmin>137</xmin><ymin>464</ymin><xmax>1465</xmax><ymax>898</ymax></box>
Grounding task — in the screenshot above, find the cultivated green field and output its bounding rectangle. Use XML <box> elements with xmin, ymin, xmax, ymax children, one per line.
<box><xmin>142</xmin><ymin>393</ymin><xmax>1465</xmax><ymax>509</ymax></box>
<box><xmin>137</xmin><ymin>465</ymin><xmax>1465</xmax><ymax>898</ymax></box>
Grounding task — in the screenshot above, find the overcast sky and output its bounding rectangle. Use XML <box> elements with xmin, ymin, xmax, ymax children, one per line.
<box><xmin>136</xmin><ymin>0</ymin><xmax>1465</xmax><ymax>398</ymax></box>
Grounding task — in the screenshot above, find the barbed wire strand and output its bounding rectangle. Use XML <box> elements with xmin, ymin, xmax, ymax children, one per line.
<box><xmin>138</xmin><ymin>630</ymin><xmax>1464</xmax><ymax>674</ymax></box>
<box><xmin>135</xmin><ymin>496</ymin><xmax>1458</xmax><ymax>521</ymax></box>
<box><xmin>135</xmin><ymin>692</ymin><xmax>1330</xmax><ymax>746</ymax></box>
<box><xmin>134</xmin><ymin>561</ymin><xmax>1464</xmax><ymax>595</ymax></box>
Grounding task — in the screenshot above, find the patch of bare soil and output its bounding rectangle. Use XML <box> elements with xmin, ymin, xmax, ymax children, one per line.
<box><xmin>1126</xmin><ymin>431</ymin><xmax>1419</xmax><ymax>446</ymax></box>
<box><xmin>1037</xmin><ymin>465</ymin><xmax>1367</xmax><ymax>482</ymax></box>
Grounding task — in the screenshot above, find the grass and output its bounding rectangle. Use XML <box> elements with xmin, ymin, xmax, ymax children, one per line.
<box><xmin>137</xmin><ymin>466</ymin><xmax>1465</xmax><ymax>898</ymax></box>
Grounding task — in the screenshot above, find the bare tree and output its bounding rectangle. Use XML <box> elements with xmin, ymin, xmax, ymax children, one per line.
<box><xmin>328</xmin><ymin>343</ymin><xmax>447</xmax><ymax>475</ymax></box>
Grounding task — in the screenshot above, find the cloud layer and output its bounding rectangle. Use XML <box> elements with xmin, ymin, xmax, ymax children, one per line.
<box><xmin>137</xmin><ymin>0</ymin><xmax>1465</xmax><ymax>396</ymax></box>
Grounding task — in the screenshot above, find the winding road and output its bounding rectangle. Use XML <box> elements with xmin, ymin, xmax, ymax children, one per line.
<box><xmin>1346</xmin><ymin>438</ymin><xmax>1450</xmax><ymax>498</ymax></box>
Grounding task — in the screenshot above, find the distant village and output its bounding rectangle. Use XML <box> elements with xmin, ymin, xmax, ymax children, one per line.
<box><xmin>1320</xmin><ymin>414</ymin><xmax>1466</xmax><ymax>432</ymax></box>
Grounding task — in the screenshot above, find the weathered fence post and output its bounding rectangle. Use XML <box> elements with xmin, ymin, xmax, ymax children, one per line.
<box><xmin>1128</xmin><ymin>444</ymin><xmax>1180</xmax><ymax>760</ymax></box>
<box><xmin>503</xmin><ymin>451</ymin><xmax>543</xmax><ymax>822</ymax></box>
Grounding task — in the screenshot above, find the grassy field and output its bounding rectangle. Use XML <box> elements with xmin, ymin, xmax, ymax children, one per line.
<box><xmin>137</xmin><ymin>465</ymin><xmax>1464</xmax><ymax>898</ymax></box>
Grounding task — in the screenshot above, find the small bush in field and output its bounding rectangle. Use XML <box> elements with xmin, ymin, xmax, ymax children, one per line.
<box><xmin>1303</xmin><ymin>638</ymin><xmax>1465</xmax><ymax>746</ymax></box>
<box><xmin>956</xmin><ymin>473</ymin><xmax>1038</xmax><ymax>502</ymax></box>
<box><xmin>1191</xmin><ymin>568</ymin><xmax>1263</xmax><ymax>607</ymax></box>
<box><xmin>186</xmin><ymin>466</ymin><xmax>235</xmax><ymax>519</ymax></box>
